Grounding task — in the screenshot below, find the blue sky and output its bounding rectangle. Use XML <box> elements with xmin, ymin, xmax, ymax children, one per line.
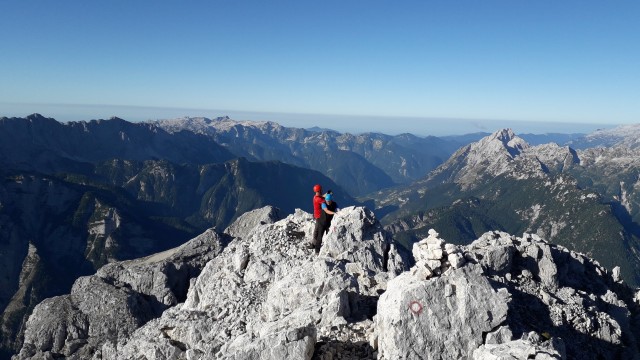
<box><xmin>1</xmin><ymin>1</ymin><xmax>639</xmax><ymax>135</ymax></box>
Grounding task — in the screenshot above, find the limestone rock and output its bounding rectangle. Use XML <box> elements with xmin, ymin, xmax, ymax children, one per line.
<box><xmin>320</xmin><ymin>206</ymin><xmax>403</xmax><ymax>274</ymax></box>
<box><xmin>14</xmin><ymin>229</ymin><xmax>227</xmax><ymax>359</ymax></box>
<box><xmin>484</xmin><ymin>326</ymin><xmax>513</xmax><ymax>345</ymax></box>
<box><xmin>96</xmin><ymin>229</ymin><xmax>226</xmax><ymax>309</ymax></box>
<box><xmin>377</xmin><ymin>230</ymin><xmax>640</xmax><ymax>360</ymax></box>
<box><xmin>13</xmin><ymin>208</ymin><xmax>640</xmax><ymax>360</ymax></box>
<box><xmin>473</xmin><ymin>339</ymin><xmax>564</xmax><ymax>360</ymax></box>
<box><xmin>87</xmin><ymin>207</ymin><xmax>400</xmax><ymax>359</ymax></box>
<box><xmin>224</xmin><ymin>206</ymin><xmax>281</xmax><ymax>240</ymax></box>
<box><xmin>376</xmin><ymin>264</ymin><xmax>509</xmax><ymax>359</ymax></box>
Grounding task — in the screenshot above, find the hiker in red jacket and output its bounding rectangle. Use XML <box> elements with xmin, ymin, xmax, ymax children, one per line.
<box><xmin>312</xmin><ymin>184</ymin><xmax>325</xmax><ymax>220</ymax></box>
<box><xmin>314</xmin><ymin>192</ymin><xmax>338</xmax><ymax>251</ymax></box>
<box><xmin>308</xmin><ymin>184</ymin><xmax>330</xmax><ymax>253</ymax></box>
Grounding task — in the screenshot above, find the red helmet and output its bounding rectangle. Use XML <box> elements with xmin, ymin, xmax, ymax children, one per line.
<box><xmin>313</xmin><ymin>184</ymin><xmax>322</xmax><ymax>192</ymax></box>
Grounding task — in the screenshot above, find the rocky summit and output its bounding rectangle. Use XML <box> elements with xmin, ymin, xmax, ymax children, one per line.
<box><xmin>14</xmin><ymin>206</ymin><xmax>640</xmax><ymax>359</ymax></box>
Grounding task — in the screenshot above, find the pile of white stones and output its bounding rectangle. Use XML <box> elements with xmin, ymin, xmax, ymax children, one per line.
<box><xmin>410</xmin><ymin>229</ymin><xmax>465</xmax><ymax>280</ymax></box>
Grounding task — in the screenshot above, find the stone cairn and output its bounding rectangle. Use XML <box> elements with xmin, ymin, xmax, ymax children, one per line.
<box><xmin>410</xmin><ymin>229</ymin><xmax>465</xmax><ymax>280</ymax></box>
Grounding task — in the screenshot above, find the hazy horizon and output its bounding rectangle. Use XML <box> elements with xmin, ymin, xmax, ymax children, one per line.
<box><xmin>0</xmin><ymin>102</ymin><xmax>616</xmax><ymax>137</ymax></box>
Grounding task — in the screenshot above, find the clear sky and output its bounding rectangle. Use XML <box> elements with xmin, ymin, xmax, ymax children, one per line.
<box><xmin>1</xmin><ymin>1</ymin><xmax>639</xmax><ymax>136</ymax></box>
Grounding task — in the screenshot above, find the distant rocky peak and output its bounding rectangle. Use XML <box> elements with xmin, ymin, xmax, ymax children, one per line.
<box><xmin>25</xmin><ymin>113</ymin><xmax>57</xmax><ymax>124</ymax></box>
<box><xmin>425</xmin><ymin>129</ymin><xmax>534</xmax><ymax>189</ymax></box>
<box><xmin>460</xmin><ymin>128</ymin><xmax>530</xmax><ymax>167</ymax></box>
<box><xmin>26</xmin><ymin>113</ymin><xmax>47</xmax><ymax>121</ymax></box>
<box><xmin>485</xmin><ymin>128</ymin><xmax>529</xmax><ymax>158</ymax></box>
<box><xmin>154</xmin><ymin>116</ymin><xmax>274</xmax><ymax>135</ymax></box>
<box><xmin>491</xmin><ymin>128</ymin><xmax>517</xmax><ymax>141</ymax></box>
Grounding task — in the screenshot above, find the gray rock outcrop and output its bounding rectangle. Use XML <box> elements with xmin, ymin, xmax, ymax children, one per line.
<box><xmin>14</xmin><ymin>229</ymin><xmax>227</xmax><ymax>359</ymax></box>
<box><xmin>223</xmin><ymin>206</ymin><xmax>282</xmax><ymax>241</ymax></box>
<box><xmin>97</xmin><ymin>207</ymin><xmax>402</xmax><ymax>360</ymax></box>
<box><xmin>15</xmin><ymin>206</ymin><xmax>404</xmax><ymax>359</ymax></box>
<box><xmin>13</xmin><ymin>206</ymin><xmax>640</xmax><ymax>360</ymax></box>
<box><xmin>375</xmin><ymin>230</ymin><xmax>640</xmax><ymax>360</ymax></box>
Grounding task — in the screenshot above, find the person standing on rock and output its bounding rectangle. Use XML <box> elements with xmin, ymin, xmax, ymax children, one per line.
<box><xmin>308</xmin><ymin>184</ymin><xmax>326</xmax><ymax>250</ymax></box>
<box><xmin>311</xmin><ymin>193</ymin><xmax>338</xmax><ymax>254</ymax></box>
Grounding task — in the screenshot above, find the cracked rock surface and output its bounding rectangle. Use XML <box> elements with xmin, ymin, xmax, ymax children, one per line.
<box><xmin>14</xmin><ymin>207</ymin><xmax>640</xmax><ymax>360</ymax></box>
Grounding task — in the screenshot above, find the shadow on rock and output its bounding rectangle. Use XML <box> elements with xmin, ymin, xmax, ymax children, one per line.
<box><xmin>487</xmin><ymin>241</ymin><xmax>640</xmax><ymax>360</ymax></box>
<box><xmin>346</xmin><ymin>292</ymin><xmax>378</xmax><ymax>322</ymax></box>
<box><xmin>312</xmin><ymin>340</ymin><xmax>376</xmax><ymax>360</ymax></box>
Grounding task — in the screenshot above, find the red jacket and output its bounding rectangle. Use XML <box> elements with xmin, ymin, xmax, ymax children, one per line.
<box><xmin>313</xmin><ymin>194</ymin><xmax>325</xmax><ymax>219</ymax></box>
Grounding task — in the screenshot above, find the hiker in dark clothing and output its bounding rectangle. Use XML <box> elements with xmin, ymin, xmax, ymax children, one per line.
<box><xmin>312</xmin><ymin>193</ymin><xmax>338</xmax><ymax>253</ymax></box>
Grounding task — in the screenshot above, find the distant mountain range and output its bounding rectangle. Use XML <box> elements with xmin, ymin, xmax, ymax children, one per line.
<box><xmin>151</xmin><ymin>116</ymin><xmax>467</xmax><ymax>196</ymax></box>
<box><xmin>0</xmin><ymin>114</ymin><xmax>235</xmax><ymax>173</ymax></box>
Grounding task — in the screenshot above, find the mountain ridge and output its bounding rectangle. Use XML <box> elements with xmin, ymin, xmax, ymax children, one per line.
<box><xmin>374</xmin><ymin>129</ymin><xmax>640</xmax><ymax>286</ymax></box>
<box><xmin>151</xmin><ymin>116</ymin><xmax>462</xmax><ymax>196</ymax></box>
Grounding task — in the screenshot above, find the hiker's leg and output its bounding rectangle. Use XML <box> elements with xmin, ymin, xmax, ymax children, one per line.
<box><xmin>310</xmin><ymin>219</ymin><xmax>323</xmax><ymax>247</ymax></box>
<box><xmin>314</xmin><ymin>224</ymin><xmax>326</xmax><ymax>252</ymax></box>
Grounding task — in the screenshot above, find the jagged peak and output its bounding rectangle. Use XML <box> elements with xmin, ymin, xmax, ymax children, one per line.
<box><xmin>490</xmin><ymin>128</ymin><xmax>517</xmax><ymax>141</ymax></box>
<box><xmin>478</xmin><ymin>128</ymin><xmax>529</xmax><ymax>158</ymax></box>
<box><xmin>426</xmin><ymin>128</ymin><xmax>535</xmax><ymax>188</ymax></box>
<box><xmin>25</xmin><ymin>113</ymin><xmax>58</xmax><ymax>123</ymax></box>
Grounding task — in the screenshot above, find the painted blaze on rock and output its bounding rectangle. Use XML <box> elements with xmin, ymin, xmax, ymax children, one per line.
<box><xmin>376</xmin><ymin>264</ymin><xmax>509</xmax><ymax>360</ymax></box>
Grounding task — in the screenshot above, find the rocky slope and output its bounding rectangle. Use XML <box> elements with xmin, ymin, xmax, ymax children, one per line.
<box><xmin>568</xmin><ymin>124</ymin><xmax>640</xmax><ymax>149</ymax></box>
<box><xmin>375</xmin><ymin>129</ymin><xmax>640</xmax><ymax>286</ymax></box>
<box><xmin>0</xmin><ymin>171</ymin><xmax>196</xmax><ymax>358</ymax></box>
<box><xmin>14</xmin><ymin>206</ymin><xmax>640</xmax><ymax>359</ymax></box>
<box><xmin>0</xmin><ymin>162</ymin><xmax>352</xmax><ymax>357</ymax></box>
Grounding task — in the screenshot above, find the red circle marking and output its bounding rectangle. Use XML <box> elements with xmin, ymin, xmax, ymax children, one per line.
<box><xmin>409</xmin><ymin>300</ymin><xmax>423</xmax><ymax>315</ymax></box>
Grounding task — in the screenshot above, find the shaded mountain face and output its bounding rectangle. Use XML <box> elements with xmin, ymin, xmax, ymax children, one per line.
<box><xmin>375</xmin><ymin>129</ymin><xmax>640</xmax><ymax>285</ymax></box>
<box><xmin>566</xmin><ymin>146</ymin><xmax>640</xmax><ymax>225</ymax></box>
<box><xmin>0</xmin><ymin>171</ymin><xmax>194</xmax><ymax>357</ymax></box>
<box><xmin>152</xmin><ymin>116</ymin><xmax>462</xmax><ymax>196</ymax></box>
<box><xmin>0</xmin><ymin>114</ymin><xmax>235</xmax><ymax>174</ymax></box>
<box><xmin>93</xmin><ymin>157</ymin><xmax>356</xmax><ymax>230</ymax></box>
